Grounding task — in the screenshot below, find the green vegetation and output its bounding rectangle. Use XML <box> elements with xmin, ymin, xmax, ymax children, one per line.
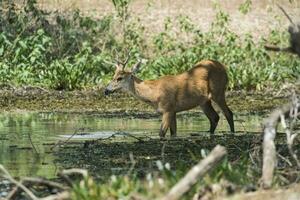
<box><xmin>68</xmin><ymin>145</ymin><xmax>295</xmax><ymax>200</ymax></box>
<box><xmin>70</xmin><ymin>154</ymin><xmax>252</xmax><ymax>200</ymax></box>
<box><xmin>0</xmin><ymin>1</ymin><xmax>299</xmax><ymax>199</ymax></box>
<box><xmin>0</xmin><ymin>0</ymin><xmax>299</xmax><ymax>90</ymax></box>
<box><xmin>54</xmin><ymin>133</ymin><xmax>297</xmax><ymax>199</ymax></box>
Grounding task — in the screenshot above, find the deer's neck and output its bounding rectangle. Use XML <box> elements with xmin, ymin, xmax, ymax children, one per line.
<box><xmin>128</xmin><ymin>76</ymin><xmax>157</xmax><ymax>105</ymax></box>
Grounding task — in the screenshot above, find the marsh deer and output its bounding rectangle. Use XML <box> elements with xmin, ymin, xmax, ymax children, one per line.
<box><xmin>104</xmin><ymin>58</ymin><xmax>234</xmax><ymax>137</ymax></box>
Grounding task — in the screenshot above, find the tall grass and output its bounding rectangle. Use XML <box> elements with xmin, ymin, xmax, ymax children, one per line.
<box><xmin>0</xmin><ymin>0</ymin><xmax>299</xmax><ymax>90</ymax></box>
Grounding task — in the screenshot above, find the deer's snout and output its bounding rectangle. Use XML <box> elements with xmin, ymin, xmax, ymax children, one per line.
<box><xmin>104</xmin><ymin>89</ymin><xmax>110</xmax><ymax>96</ymax></box>
<box><xmin>104</xmin><ymin>84</ymin><xmax>114</xmax><ymax>96</ymax></box>
<box><xmin>104</xmin><ymin>88</ymin><xmax>115</xmax><ymax>96</ymax></box>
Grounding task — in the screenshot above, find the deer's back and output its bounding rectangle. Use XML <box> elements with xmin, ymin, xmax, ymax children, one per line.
<box><xmin>150</xmin><ymin>60</ymin><xmax>228</xmax><ymax>112</ymax></box>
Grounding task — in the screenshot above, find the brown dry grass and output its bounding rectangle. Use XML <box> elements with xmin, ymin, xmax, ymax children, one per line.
<box><xmin>35</xmin><ymin>0</ymin><xmax>300</xmax><ymax>38</ymax></box>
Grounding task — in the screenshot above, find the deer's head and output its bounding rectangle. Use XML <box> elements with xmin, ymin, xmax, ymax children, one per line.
<box><xmin>104</xmin><ymin>60</ymin><xmax>142</xmax><ymax>96</ymax></box>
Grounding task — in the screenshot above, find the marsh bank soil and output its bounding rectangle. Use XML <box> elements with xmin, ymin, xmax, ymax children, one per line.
<box><xmin>0</xmin><ymin>87</ymin><xmax>287</xmax><ymax>114</ymax></box>
<box><xmin>55</xmin><ymin>133</ymin><xmax>299</xmax><ymax>183</ymax></box>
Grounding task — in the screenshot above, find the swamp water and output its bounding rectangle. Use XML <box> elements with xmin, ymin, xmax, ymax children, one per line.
<box><xmin>0</xmin><ymin>112</ymin><xmax>264</xmax><ymax>178</ymax></box>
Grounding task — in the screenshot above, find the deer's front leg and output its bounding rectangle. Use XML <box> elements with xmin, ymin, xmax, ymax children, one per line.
<box><xmin>170</xmin><ymin>113</ymin><xmax>177</xmax><ymax>137</ymax></box>
<box><xmin>160</xmin><ymin>112</ymin><xmax>176</xmax><ymax>138</ymax></box>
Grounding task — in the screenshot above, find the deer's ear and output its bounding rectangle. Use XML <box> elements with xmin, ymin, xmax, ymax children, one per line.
<box><xmin>115</xmin><ymin>64</ymin><xmax>124</xmax><ymax>71</ymax></box>
<box><xmin>131</xmin><ymin>61</ymin><xmax>142</xmax><ymax>74</ymax></box>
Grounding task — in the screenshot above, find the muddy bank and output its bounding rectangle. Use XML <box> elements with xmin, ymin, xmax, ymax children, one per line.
<box><xmin>0</xmin><ymin>87</ymin><xmax>288</xmax><ymax>114</ymax></box>
<box><xmin>54</xmin><ymin>133</ymin><xmax>298</xmax><ymax>182</ymax></box>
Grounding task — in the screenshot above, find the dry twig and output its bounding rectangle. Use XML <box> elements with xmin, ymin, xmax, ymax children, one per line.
<box><xmin>262</xmin><ymin>91</ymin><xmax>299</xmax><ymax>189</ymax></box>
<box><xmin>96</xmin><ymin>131</ymin><xmax>145</xmax><ymax>142</ymax></box>
<box><xmin>261</xmin><ymin>104</ymin><xmax>292</xmax><ymax>188</ymax></box>
<box><xmin>264</xmin><ymin>5</ymin><xmax>300</xmax><ymax>57</ymax></box>
<box><xmin>127</xmin><ymin>152</ymin><xmax>137</xmax><ymax>176</ymax></box>
<box><xmin>39</xmin><ymin>191</ymin><xmax>70</xmax><ymax>200</ymax></box>
<box><xmin>6</xmin><ymin>177</ymin><xmax>68</xmax><ymax>200</ymax></box>
<box><xmin>0</xmin><ymin>165</ymin><xmax>39</xmax><ymax>200</ymax></box>
<box><xmin>60</xmin><ymin>168</ymin><xmax>88</xmax><ymax>178</ymax></box>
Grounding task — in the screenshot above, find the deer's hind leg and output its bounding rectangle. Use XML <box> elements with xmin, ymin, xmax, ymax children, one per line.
<box><xmin>212</xmin><ymin>92</ymin><xmax>235</xmax><ymax>133</ymax></box>
<box><xmin>200</xmin><ymin>100</ymin><xmax>220</xmax><ymax>134</ymax></box>
<box><xmin>160</xmin><ymin>112</ymin><xmax>177</xmax><ymax>138</ymax></box>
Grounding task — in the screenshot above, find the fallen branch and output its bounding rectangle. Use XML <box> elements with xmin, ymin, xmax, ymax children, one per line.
<box><xmin>0</xmin><ymin>167</ymin><xmax>92</xmax><ymax>200</ymax></box>
<box><xmin>96</xmin><ymin>131</ymin><xmax>145</xmax><ymax>142</ymax></box>
<box><xmin>262</xmin><ymin>88</ymin><xmax>300</xmax><ymax>188</ymax></box>
<box><xmin>0</xmin><ymin>165</ymin><xmax>39</xmax><ymax>200</ymax></box>
<box><xmin>6</xmin><ymin>177</ymin><xmax>68</xmax><ymax>200</ymax></box>
<box><xmin>60</xmin><ymin>168</ymin><xmax>88</xmax><ymax>178</ymax></box>
<box><xmin>40</xmin><ymin>191</ymin><xmax>70</xmax><ymax>200</ymax></box>
<box><xmin>162</xmin><ymin>145</ymin><xmax>227</xmax><ymax>200</ymax></box>
<box><xmin>280</xmin><ymin>114</ymin><xmax>300</xmax><ymax>168</ymax></box>
<box><xmin>57</xmin><ymin>168</ymin><xmax>88</xmax><ymax>188</ymax></box>
<box><xmin>264</xmin><ymin>45</ymin><xmax>293</xmax><ymax>53</ymax></box>
<box><xmin>261</xmin><ymin>103</ymin><xmax>294</xmax><ymax>189</ymax></box>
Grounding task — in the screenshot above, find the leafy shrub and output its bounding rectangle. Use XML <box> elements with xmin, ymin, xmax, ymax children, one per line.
<box><xmin>0</xmin><ymin>0</ymin><xmax>298</xmax><ymax>90</ymax></box>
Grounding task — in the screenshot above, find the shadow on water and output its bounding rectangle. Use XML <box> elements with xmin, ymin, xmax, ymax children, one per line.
<box><xmin>0</xmin><ymin>111</ymin><xmax>279</xmax><ymax>178</ymax></box>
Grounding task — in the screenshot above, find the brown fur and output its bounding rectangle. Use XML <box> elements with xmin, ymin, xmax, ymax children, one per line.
<box><xmin>105</xmin><ymin>60</ymin><xmax>234</xmax><ymax>137</ymax></box>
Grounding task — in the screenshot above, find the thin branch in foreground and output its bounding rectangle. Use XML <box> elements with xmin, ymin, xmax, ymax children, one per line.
<box><xmin>276</xmin><ymin>4</ymin><xmax>295</xmax><ymax>26</ymax></box>
<box><xmin>1</xmin><ymin>167</ymin><xmax>91</xmax><ymax>200</ymax></box>
<box><xmin>261</xmin><ymin>104</ymin><xmax>292</xmax><ymax>189</ymax></box>
<box><xmin>264</xmin><ymin>5</ymin><xmax>300</xmax><ymax>57</ymax></box>
<box><xmin>6</xmin><ymin>177</ymin><xmax>68</xmax><ymax>200</ymax></box>
<box><xmin>162</xmin><ymin>145</ymin><xmax>227</xmax><ymax>200</ymax></box>
<box><xmin>60</xmin><ymin>168</ymin><xmax>88</xmax><ymax>178</ymax></box>
<box><xmin>0</xmin><ymin>165</ymin><xmax>39</xmax><ymax>200</ymax></box>
<box><xmin>39</xmin><ymin>191</ymin><xmax>70</xmax><ymax>200</ymax></box>
<box><xmin>264</xmin><ymin>45</ymin><xmax>293</xmax><ymax>53</ymax></box>
<box><xmin>280</xmin><ymin>114</ymin><xmax>300</xmax><ymax>168</ymax></box>
<box><xmin>57</xmin><ymin>168</ymin><xmax>88</xmax><ymax>188</ymax></box>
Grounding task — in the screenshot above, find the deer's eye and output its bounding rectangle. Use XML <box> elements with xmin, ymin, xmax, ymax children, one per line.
<box><xmin>116</xmin><ymin>77</ymin><xmax>123</xmax><ymax>81</ymax></box>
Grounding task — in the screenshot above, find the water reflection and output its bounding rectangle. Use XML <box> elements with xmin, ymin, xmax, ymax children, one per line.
<box><xmin>0</xmin><ymin>112</ymin><xmax>263</xmax><ymax>178</ymax></box>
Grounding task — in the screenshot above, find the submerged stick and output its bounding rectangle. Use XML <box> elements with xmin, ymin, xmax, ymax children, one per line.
<box><xmin>26</xmin><ymin>131</ymin><xmax>39</xmax><ymax>156</ymax></box>
<box><xmin>162</xmin><ymin>145</ymin><xmax>227</xmax><ymax>200</ymax></box>
<box><xmin>50</xmin><ymin>128</ymin><xmax>85</xmax><ymax>151</ymax></box>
